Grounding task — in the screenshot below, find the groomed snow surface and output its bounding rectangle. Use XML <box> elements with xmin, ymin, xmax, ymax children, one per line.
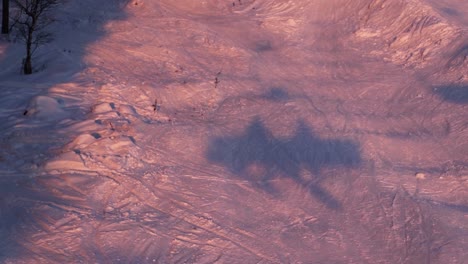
<box><xmin>0</xmin><ymin>0</ymin><xmax>467</xmax><ymax>263</ymax></box>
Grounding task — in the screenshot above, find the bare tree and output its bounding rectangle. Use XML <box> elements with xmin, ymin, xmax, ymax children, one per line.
<box><xmin>1</xmin><ymin>0</ymin><xmax>9</xmax><ymax>34</ymax></box>
<box><xmin>13</xmin><ymin>0</ymin><xmax>57</xmax><ymax>74</ymax></box>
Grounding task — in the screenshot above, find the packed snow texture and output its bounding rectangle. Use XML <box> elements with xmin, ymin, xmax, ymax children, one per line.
<box><xmin>0</xmin><ymin>0</ymin><xmax>467</xmax><ymax>263</ymax></box>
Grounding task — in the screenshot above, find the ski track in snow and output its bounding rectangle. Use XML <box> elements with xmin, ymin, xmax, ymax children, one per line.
<box><xmin>0</xmin><ymin>0</ymin><xmax>467</xmax><ymax>263</ymax></box>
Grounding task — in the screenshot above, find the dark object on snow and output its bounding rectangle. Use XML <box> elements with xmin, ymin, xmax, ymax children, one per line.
<box><xmin>214</xmin><ymin>71</ymin><xmax>221</xmax><ymax>88</ymax></box>
<box><xmin>152</xmin><ymin>99</ymin><xmax>158</xmax><ymax>112</ymax></box>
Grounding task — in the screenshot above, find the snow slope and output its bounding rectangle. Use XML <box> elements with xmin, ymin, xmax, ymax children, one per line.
<box><xmin>0</xmin><ymin>0</ymin><xmax>467</xmax><ymax>263</ymax></box>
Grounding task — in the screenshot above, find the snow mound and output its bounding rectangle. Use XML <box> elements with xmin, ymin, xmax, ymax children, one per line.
<box><xmin>354</xmin><ymin>0</ymin><xmax>465</xmax><ymax>70</ymax></box>
<box><xmin>25</xmin><ymin>95</ymin><xmax>69</xmax><ymax>121</ymax></box>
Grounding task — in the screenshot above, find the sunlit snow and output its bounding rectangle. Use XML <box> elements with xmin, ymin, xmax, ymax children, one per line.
<box><xmin>0</xmin><ymin>0</ymin><xmax>467</xmax><ymax>263</ymax></box>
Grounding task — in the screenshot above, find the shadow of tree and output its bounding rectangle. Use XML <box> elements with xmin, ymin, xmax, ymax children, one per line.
<box><xmin>434</xmin><ymin>85</ymin><xmax>468</xmax><ymax>104</ymax></box>
<box><xmin>206</xmin><ymin>117</ymin><xmax>361</xmax><ymax>209</ymax></box>
<box><xmin>0</xmin><ymin>0</ymin><xmax>131</xmax><ymax>262</ymax></box>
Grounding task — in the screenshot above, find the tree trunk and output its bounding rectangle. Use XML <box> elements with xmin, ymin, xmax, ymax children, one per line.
<box><xmin>23</xmin><ymin>55</ymin><xmax>32</xmax><ymax>74</ymax></box>
<box><xmin>24</xmin><ymin>29</ymin><xmax>33</xmax><ymax>74</ymax></box>
<box><xmin>1</xmin><ymin>0</ymin><xmax>9</xmax><ymax>34</ymax></box>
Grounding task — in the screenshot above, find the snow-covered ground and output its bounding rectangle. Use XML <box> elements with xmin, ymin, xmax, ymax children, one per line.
<box><xmin>0</xmin><ymin>0</ymin><xmax>467</xmax><ymax>263</ymax></box>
